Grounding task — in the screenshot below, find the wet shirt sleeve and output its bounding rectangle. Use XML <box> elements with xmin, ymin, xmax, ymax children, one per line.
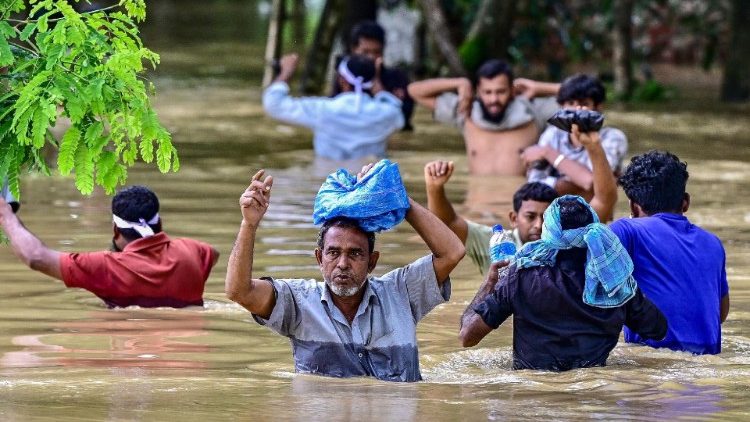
<box><xmin>252</xmin><ymin>278</ymin><xmax>305</xmax><ymax>337</ymax></box>
<box><xmin>465</xmin><ymin>220</ymin><xmax>493</xmax><ymax>275</ymax></box>
<box><xmin>472</xmin><ymin>272</ymin><xmax>514</xmax><ymax>329</ymax></box>
<box><xmin>382</xmin><ymin>255</ymin><xmax>451</xmax><ymax>323</ymax></box>
<box><xmin>262</xmin><ymin>81</ymin><xmax>324</xmax><ymax>129</ymax></box>
<box><xmin>59</xmin><ymin>252</ymin><xmax>113</xmax><ymax>296</ymax></box>
<box><xmin>530</xmin><ymin>97</ymin><xmax>560</xmax><ymax>130</ymax></box>
<box><xmin>433</xmin><ymin>92</ymin><xmax>463</xmax><ymax>128</ymax></box>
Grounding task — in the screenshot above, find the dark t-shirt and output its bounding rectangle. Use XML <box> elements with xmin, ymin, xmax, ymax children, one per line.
<box><xmin>474</xmin><ymin>248</ymin><xmax>667</xmax><ymax>371</ymax></box>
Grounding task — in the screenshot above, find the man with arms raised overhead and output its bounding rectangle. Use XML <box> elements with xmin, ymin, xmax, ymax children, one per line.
<box><xmin>225</xmin><ymin>168</ymin><xmax>464</xmax><ymax>382</ymax></box>
<box><xmin>408</xmin><ymin>60</ymin><xmax>560</xmax><ymax>175</ymax></box>
<box><xmin>612</xmin><ymin>151</ymin><xmax>730</xmax><ymax>354</ymax></box>
<box><xmin>0</xmin><ymin>186</ymin><xmax>219</xmax><ymax>308</ymax></box>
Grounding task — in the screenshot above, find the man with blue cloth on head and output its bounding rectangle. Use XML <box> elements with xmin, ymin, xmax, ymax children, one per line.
<box><xmin>225</xmin><ymin>161</ymin><xmax>464</xmax><ymax>382</ymax></box>
<box><xmin>262</xmin><ymin>53</ymin><xmax>404</xmax><ymax>161</ymax></box>
<box><xmin>459</xmin><ymin>195</ymin><xmax>667</xmax><ymax>371</ymax></box>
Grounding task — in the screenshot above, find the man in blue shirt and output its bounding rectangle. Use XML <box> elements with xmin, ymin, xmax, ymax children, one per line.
<box><xmin>225</xmin><ymin>168</ymin><xmax>465</xmax><ymax>381</ymax></box>
<box><xmin>611</xmin><ymin>151</ymin><xmax>730</xmax><ymax>354</ymax></box>
<box><xmin>263</xmin><ymin>53</ymin><xmax>404</xmax><ymax>161</ymax></box>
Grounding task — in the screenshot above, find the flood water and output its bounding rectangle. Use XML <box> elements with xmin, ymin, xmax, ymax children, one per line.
<box><xmin>2</xmin><ymin>2</ymin><xmax>750</xmax><ymax>420</ymax></box>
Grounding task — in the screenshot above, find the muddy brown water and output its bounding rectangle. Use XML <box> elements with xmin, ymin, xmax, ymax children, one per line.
<box><xmin>2</xmin><ymin>2</ymin><xmax>750</xmax><ymax>420</ymax></box>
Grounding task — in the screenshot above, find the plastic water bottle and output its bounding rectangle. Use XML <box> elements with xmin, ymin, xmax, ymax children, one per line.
<box><xmin>489</xmin><ymin>224</ymin><xmax>516</xmax><ymax>278</ymax></box>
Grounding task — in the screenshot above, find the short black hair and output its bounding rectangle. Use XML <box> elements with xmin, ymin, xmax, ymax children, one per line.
<box><xmin>618</xmin><ymin>150</ymin><xmax>689</xmax><ymax>215</ymax></box>
<box><xmin>112</xmin><ymin>185</ymin><xmax>161</xmax><ymax>241</ymax></box>
<box><xmin>340</xmin><ymin>54</ymin><xmax>376</xmax><ymax>83</ymax></box>
<box><xmin>350</xmin><ymin>20</ymin><xmax>385</xmax><ymax>48</ymax></box>
<box><xmin>557</xmin><ymin>74</ymin><xmax>606</xmax><ymax>106</ymax></box>
<box><xmin>317</xmin><ymin>217</ymin><xmax>376</xmax><ymax>254</ymax></box>
<box><xmin>559</xmin><ymin>197</ymin><xmax>594</xmax><ymax>230</ymax></box>
<box><xmin>513</xmin><ymin>182</ymin><xmax>559</xmax><ymax>212</ymax></box>
<box><xmin>475</xmin><ymin>59</ymin><xmax>514</xmax><ymax>86</ymax></box>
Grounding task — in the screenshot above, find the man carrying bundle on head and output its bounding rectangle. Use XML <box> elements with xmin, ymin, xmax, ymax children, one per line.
<box><xmin>262</xmin><ymin>53</ymin><xmax>404</xmax><ymax>161</ymax></box>
<box><xmin>225</xmin><ymin>161</ymin><xmax>464</xmax><ymax>381</ymax></box>
<box><xmin>0</xmin><ymin>186</ymin><xmax>219</xmax><ymax>308</ymax></box>
<box><xmin>459</xmin><ymin>195</ymin><xmax>667</xmax><ymax>371</ymax></box>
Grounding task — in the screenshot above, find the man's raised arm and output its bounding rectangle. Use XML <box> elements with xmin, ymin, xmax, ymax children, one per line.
<box><xmin>424</xmin><ymin>160</ymin><xmax>469</xmax><ymax>243</ymax></box>
<box><xmin>576</xmin><ymin>126</ymin><xmax>618</xmax><ymax>222</ymax></box>
<box><xmin>407</xmin><ymin>77</ymin><xmax>473</xmax><ymax>115</ymax></box>
<box><xmin>404</xmin><ymin>197</ymin><xmax>465</xmax><ymax>285</ymax></box>
<box><xmin>0</xmin><ymin>198</ymin><xmax>62</xmax><ymax>280</ymax></box>
<box><xmin>225</xmin><ymin>170</ymin><xmax>277</xmax><ymax>318</ymax></box>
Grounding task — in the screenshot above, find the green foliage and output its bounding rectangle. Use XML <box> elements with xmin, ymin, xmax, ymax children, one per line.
<box><xmin>0</xmin><ymin>0</ymin><xmax>177</xmax><ymax>199</ymax></box>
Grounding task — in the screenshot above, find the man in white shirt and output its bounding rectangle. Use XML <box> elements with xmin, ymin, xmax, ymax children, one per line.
<box><xmin>263</xmin><ymin>54</ymin><xmax>404</xmax><ymax>161</ymax></box>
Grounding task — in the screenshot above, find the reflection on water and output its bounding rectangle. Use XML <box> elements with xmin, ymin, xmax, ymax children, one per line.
<box><xmin>1</xmin><ymin>1</ymin><xmax>750</xmax><ymax>420</ymax></box>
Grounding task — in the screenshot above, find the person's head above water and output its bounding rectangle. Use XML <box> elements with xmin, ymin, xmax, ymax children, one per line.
<box><xmin>511</xmin><ymin>182</ymin><xmax>559</xmax><ymax>244</ymax></box>
<box><xmin>474</xmin><ymin>59</ymin><xmax>515</xmax><ymax>124</ymax></box>
<box><xmin>556</xmin><ymin>74</ymin><xmax>606</xmax><ymax>110</ymax></box>
<box><xmin>315</xmin><ymin>217</ymin><xmax>379</xmax><ymax>298</ymax></box>
<box><xmin>558</xmin><ymin>196</ymin><xmax>595</xmax><ymax>230</ymax></box>
<box><xmin>349</xmin><ymin>20</ymin><xmax>385</xmax><ymax>61</ymax></box>
<box><xmin>618</xmin><ymin>150</ymin><xmax>690</xmax><ymax>217</ymax></box>
<box><xmin>336</xmin><ymin>54</ymin><xmax>376</xmax><ymax>94</ymax></box>
<box><xmin>111</xmin><ymin>185</ymin><xmax>162</xmax><ymax>249</ymax></box>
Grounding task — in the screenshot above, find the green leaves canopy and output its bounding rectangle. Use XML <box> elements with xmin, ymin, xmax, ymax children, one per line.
<box><xmin>0</xmin><ymin>0</ymin><xmax>177</xmax><ymax>197</ymax></box>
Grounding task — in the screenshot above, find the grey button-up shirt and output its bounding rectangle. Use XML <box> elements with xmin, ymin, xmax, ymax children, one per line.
<box><xmin>253</xmin><ymin>255</ymin><xmax>450</xmax><ymax>382</ymax></box>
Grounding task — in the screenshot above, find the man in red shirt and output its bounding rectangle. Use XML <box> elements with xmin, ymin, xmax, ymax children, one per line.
<box><xmin>0</xmin><ymin>186</ymin><xmax>219</xmax><ymax>308</ymax></box>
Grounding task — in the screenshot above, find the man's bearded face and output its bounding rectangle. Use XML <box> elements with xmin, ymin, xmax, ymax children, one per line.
<box><xmin>476</xmin><ymin>74</ymin><xmax>513</xmax><ymax>124</ymax></box>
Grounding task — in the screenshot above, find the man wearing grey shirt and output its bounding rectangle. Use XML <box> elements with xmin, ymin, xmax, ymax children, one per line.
<box><xmin>225</xmin><ymin>167</ymin><xmax>465</xmax><ymax>382</ymax></box>
<box><xmin>408</xmin><ymin>59</ymin><xmax>560</xmax><ymax>176</ymax></box>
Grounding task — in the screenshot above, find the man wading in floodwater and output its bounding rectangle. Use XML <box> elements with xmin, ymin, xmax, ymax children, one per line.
<box><xmin>225</xmin><ymin>168</ymin><xmax>464</xmax><ymax>381</ymax></box>
<box><xmin>0</xmin><ymin>186</ymin><xmax>219</xmax><ymax>308</ymax></box>
<box><xmin>459</xmin><ymin>196</ymin><xmax>667</xmax><ymax>371</ymax></box>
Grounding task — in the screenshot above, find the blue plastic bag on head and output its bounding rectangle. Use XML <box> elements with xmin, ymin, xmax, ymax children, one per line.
<box><xmin>313</xmin><ymin>159</ymin><xmax>410</xmax><ymax>232</ymax></box>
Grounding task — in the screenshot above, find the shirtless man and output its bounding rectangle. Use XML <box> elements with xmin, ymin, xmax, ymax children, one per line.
<box><xmin>408</xmin><ymin>60</ymin><xmax>560</xmax><ymax>176</ymax></box>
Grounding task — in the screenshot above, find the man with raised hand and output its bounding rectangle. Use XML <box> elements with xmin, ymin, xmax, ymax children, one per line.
<box><xmin>423</xmin><ymin>122</ymin><xmax>618</xmax><ymax>275</ymax></box>
<box><xmin>225</xmin><ymin>167</ymin><xmax>464</xmax><ymax>382</ymax></box>
<box><xmin>408</xmin><ymin>60</ymin><xmax>560</xmax><ymax>176</ymax></box>
<box><xmin>0</xmin><ymin>186</ymin><xmax>219</xmax><ymax>308</ymax></box>
<box><xmin>263</xmin><ymin>53</ymin><xmax>404</xmax><ymax>161</ymax></box>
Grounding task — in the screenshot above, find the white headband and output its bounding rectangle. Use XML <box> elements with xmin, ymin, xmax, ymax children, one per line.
<box><xmin>337</xmin><ymin>58</ymin><xmax>374</xmax><ymax>111</ymax></box>
<box><xmin>113</xmin><ymin>213</ymin><xmax>160</xmax><ymax>238</ymax></box>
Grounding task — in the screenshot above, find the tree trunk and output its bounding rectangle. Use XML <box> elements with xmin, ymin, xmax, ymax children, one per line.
<box><xmin>721</xmin><ymin>0</ymin><xmax>750</xmax><ymax>102</ymax></box>
<box><xmin>300</xmin><ymin>0</ymin><xmax>347</xmax><ymax>95</ymax></box>
<box><xmin>612</xmin><ymin>0</ymin><xmax>634</xmax><ymax>100</ymax></box>
<box><xmin>262</xmin><ymin>0</ymin><xmax>285</xmax><ymax>87</ymax></box>
<box><xmin>290</xmin><ymin>0</ymin><xmax>307</xmax><ymax>48</ymax></box>
<box><xmin>465</xmin><ymin>0</ymin><xmax>515</xmax><ymax>58</ymax></box>
<box><xmin>417</xmin><ymin>0</ymin><xmax>466</xmax><ymax>76</ymax></box>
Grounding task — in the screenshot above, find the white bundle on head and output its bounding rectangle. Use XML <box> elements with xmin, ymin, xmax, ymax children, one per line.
<box><xmin>337</xmin><ymin>58</ymin><xmax>374</xmax><ymax>112</ymax></box>
<box><xmin>112</xmin><ymin>213</ymin><xmax>160</xmax><ymax>238</ymax></box>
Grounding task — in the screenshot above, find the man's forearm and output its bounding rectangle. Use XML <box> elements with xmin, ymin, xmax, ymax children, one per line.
<box><xmin>1</xmin><ymin>210</ymin><xmax>62</xmax><ymax>279</ymax></box>
<box><xmin>408</xmin><ymin>77</ymin><xmax>470</xmax><ymax>108</ymax></box>
<box><xmin>460</xmin><ymin>277</ymin><xmax>496</xmax><ymax>329</ymax></box>
<box><xmin>405</xmin><ymin>198</ymin><xmax>465</xmax><ymax>282</ymax></box>
<box><xmin>542</xmin><ymin>146</ymin><xmax>594</xmax><ymax>191</ymax></box>
<box><xmin>426</xmin><ymin>185</ymin><xmax>468</xmax><ymax>243</ymax></box>
<box><xmin>585</xmin><ymin>141</ymin><xmax>617</xmax><ymax>221</ymax></box>
<box><xmin>225</xmin><ymin>221</ymin><xmax>259</xmax><ymax>304</ymax></box>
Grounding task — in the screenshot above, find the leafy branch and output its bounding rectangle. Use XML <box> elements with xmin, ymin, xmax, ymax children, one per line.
<box><xmin>0</xmin><ymin>0</ymin><xmax>176</xmax><ymax>198</ymax></box>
